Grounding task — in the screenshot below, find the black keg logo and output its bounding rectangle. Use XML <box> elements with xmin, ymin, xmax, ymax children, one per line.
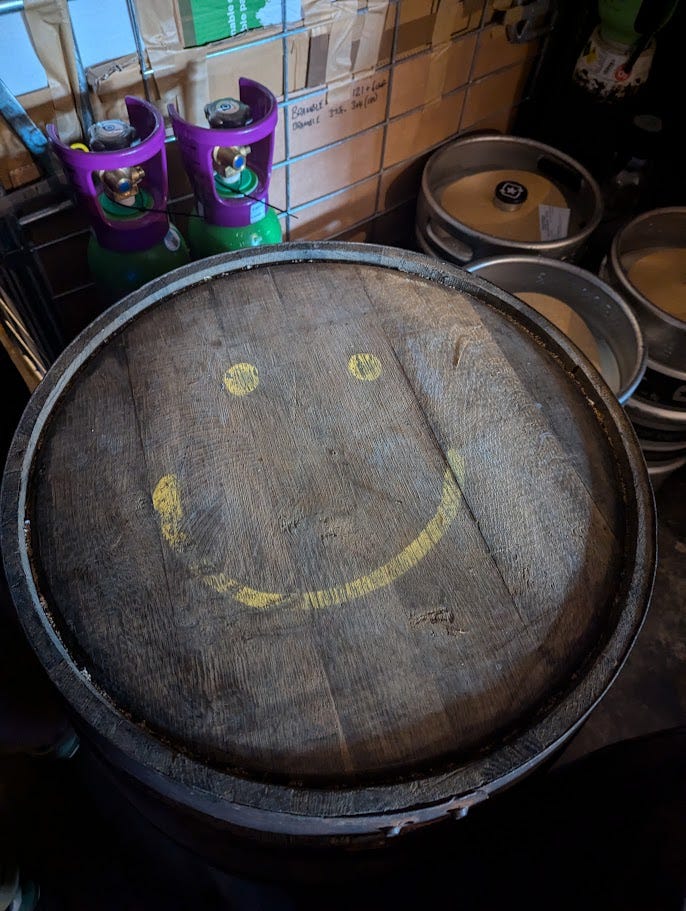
<box><xmin>495</xmin><ymin>180</ymin><xmax>528</xmax><ymax>206</ymax></box>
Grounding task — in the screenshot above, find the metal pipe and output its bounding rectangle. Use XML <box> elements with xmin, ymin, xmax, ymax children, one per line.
<box><xmin>124</xmin><ymin>0</ymin><xmax>152</xmax><ymax>99</ymax></box>
<box><xmin>66</xmin><ymin>11</ymin><xmax>94</xmax><ymax>132</ymax></box>
<box><xmin>0</xmin><ymin>76</ymin><xmax>54</xmax><ymax>175</ymax></box>
<box><xmin>0</xmin><ymin>1</ymin><xmax>25</xmax><ymax>14</ymax></box>
<box><xmin>18</xmin><ymin>198</ymin><xmax>74</xmax><ymax>228</ymax></box>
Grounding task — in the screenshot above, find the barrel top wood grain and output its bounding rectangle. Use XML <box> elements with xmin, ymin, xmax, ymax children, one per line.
<box><xmin>1</xmin><ymin>243</ymin><xmax>655</xmax><ymax>835</ymax></box>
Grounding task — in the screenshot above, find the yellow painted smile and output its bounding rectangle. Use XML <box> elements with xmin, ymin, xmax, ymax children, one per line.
<box><xmin>151</xmin><ymin>356</ymin><xmax>465</xmax><ymax>610</ymax></box>
<box><xmin>153</xmin><ymin>452</ymin><xmax>463</xmax><ymax>610</ymax></box>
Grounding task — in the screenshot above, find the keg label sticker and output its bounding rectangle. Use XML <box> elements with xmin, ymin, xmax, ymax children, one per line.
<box><xmin>539</xmin><ymin>205</ymin><xmax>570</xmax><ymax>242</ymax></box>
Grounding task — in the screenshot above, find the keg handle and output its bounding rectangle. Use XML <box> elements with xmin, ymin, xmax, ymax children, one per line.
<box><xmin>424</xmin><ymin>220</ymin><xmax>474</xmax><ymax>264</ymax></box>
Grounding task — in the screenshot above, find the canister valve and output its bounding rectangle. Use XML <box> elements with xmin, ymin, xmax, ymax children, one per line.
<box><xmin>205</xmin><ymin>97</ymin><xmax>253</xmax><ymax>186</ymax></box>
<box><xmin>88</xmin><ymin>119</ymin><xmax>137</xmax><ymax>151</ymax></box>
<box><xmin>212</xmin><ymin>144</ymin><xmax>251</xmax><ymax>185</ymax></box>
<box><xmin>88</xmin><ymin>119</ymin><xmax>143</xmax><ymax>206</ymax></box>
<box><xmin>205</xmin><ymin>98</ymin><xmax>252</xmax><ymax>129</ymax></box>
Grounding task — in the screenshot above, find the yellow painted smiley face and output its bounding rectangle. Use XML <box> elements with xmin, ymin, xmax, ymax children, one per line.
<box><xmin>152</xmin><ymin>354</ymin><xmax>464</xmax><ymax>610</ymax></box>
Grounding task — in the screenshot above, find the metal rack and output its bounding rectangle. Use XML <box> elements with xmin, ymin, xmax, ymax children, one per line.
<box><xmin>0</xmin><ymin>0</ymin><xmax>535</xmax><ymax>367</ymax></box>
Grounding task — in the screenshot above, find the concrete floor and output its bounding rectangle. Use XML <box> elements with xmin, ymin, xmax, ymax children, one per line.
<box><xmin>1</xmin><ymin>465</ymin><xmax>684</xmax><ymax>910</ymax></box>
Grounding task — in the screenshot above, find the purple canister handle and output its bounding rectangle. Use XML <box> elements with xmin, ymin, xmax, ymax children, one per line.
<box><xmin>47</xmin><ymin>97</ymin><xmax>170</xmax><ymax>253</ymax></box>
<box><xmin>168</xmin><ymin>78</ymin><xmax>277</xmax><ymax>229</ymax></box>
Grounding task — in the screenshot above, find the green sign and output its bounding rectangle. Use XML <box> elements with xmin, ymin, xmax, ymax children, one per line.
<box><xmin>178</xmin><ymin>0</ymin><xmax>299</xmax><ymax>46</ymax></box>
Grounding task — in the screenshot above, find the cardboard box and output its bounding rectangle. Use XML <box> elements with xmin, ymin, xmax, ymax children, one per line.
<box><xmin>465</xmin><ymin>104</ymin><xmax>517</xmax><ymax>135</ymax></box>
<box><xmin>206</xmin><ymin>37</ymin><xmax>286</xmax><ymax>99</ymax></box>
<box><xmin>461</xmin><ymin>58</ymin><xmax>532</xmax><ymax>129</ymax></box>
<box><xmin>133</xmin><ymin>0</ymin><xmax>299</xmax><ymax>50</ymax></box>
<box><xmin>269</xmin><ymin>163</ymin><xmax>288</xmax><ymax>212</ymax></box>
<box><xmin>290</xmin><ymin>175</ymin><xmax>378</xmax><ymax>239</ymax></box>
<box><xmin>0</xmin><ymin>88</ymin><xmax>55</xmax><ymax>190</ymax></box>
<box><xmin>379</xmin><ymin>0</ymin><xmax>483</xmax><ymax>63</ymax></box>
<box><xmin>287</xmin><ymin>71</ymin><xmax>388</xmax><ymax>157</ymax></box>
<box><xmin>389</xmin><ymin>32</ymin><xmax>477</xmax><ymax>118</ymax></box>
<box><xmin>378</xmin><ymin>151</ymin><xmax>432</xmax><ymax>211</ymax></box>
<box><xmin>289</xmin><ymin>126</ymin><xmax>383</xmax><ymax>206</ymax></box>
<box><xmin>177</xmin><ymin>0</ymin><xmax>302</xmax><ymax>47</ymax></box>
<box><xmin>87</xmin><ymin>55</ymin><xmax>150</xmax><ymax>123</ymax></box>
<box><xmin>433</xmin><ymin>0</ymin><xmax>484</xmax><ymax>43</ymax></box>
<box><xmin>471</xmin><ymin>23</ymin><xmax>538</xmax><ymax>79</ymax></box>
<box><xmin>87</xmin><ymin>38</ymin><xmax>299</xmax><ymax>137</ymax></box>
<box><xmin>384</xmin><ymin>89</ymin><xmax>465</xmax><ymax>168</ymax></box>
<box><xmin>351</xmin><ymin>0</ymin><xmax>390</xmax><ymax>75</ymax></box>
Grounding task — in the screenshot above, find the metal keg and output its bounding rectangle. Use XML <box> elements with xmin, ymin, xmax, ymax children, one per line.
<box><xmin>467</xmin><ymin>255</ymin><xmax>646</xmax><ymax>404</ymax></box>
<box><xmin>646</xmin><ymin>454</ymin><xmax>686</xmax><ymax>492</ymax></box>
<box><xmin>606</xmin><ymin>208</ymin><xmax>686</xmax><ymax>373</ymax></box>
<box><xmin>416</xmin><ymin>135</ymin><xmax>603</xmax><ymax>265</ymax></box>
<box><xmin>625</xmin><ymin>390</ymin><xmax>686</xmax><ymax>469</ymax></box>
<box><xmin>605</xmin><ymin>208</ymin><xmax>686</xmax><ymax>478</ymax></box>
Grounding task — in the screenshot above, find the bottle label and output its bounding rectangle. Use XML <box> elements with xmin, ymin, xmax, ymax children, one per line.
<box><xmin>250</xmin><ymin>200</ymin><xmax>266</xmax><ymax>223</ymax></box>
<box><xmin>164</xmin><ymin>226</ymin><xmax>182</xmax><ymax>252</ymax></box>
<box><xmin>573</xmin><ymin>27</ymin><xmax>654</xmax><ymax>100</ymax></box>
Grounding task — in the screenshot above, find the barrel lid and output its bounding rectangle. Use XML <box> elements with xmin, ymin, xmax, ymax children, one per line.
<box><xmin>1</xmin><ymin>243</ymin><xmax>655</xmax><ymax>836</ymax></box>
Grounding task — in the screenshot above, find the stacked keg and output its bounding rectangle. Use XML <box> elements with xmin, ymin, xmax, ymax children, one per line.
<box><xmin>416</xmin><ymin>134</ymin><xmax>603</xmax><ymax>265</ymax></box>
<box><xmin>416</xmin><ymin>134</ymin><xmax>686</xmax><ymax>490</ymax></box>
<box><xmin>603</xmin><ymin>208</ymin><xmax>686</xmax><ymax>490</ymax></box>
<box><xmin>416</xmin><ymin>134</ymin><xmax>647</xmax><ymax>407</ymax></box>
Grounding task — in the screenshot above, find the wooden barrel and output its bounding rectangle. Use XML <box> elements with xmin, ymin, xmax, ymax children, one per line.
<box><xmin>1</xmin><ymin>243</ymin><xmax>655</xmax><ymax>867</ymax></box>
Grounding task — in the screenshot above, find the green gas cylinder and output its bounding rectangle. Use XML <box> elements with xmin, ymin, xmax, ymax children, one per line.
<box><xmin>169</xmin><ymin>81</ymin><xmax>283</xmax><ymax>260</ymax></box>
<box><xmin>88</xmin><ymin>191</ymin><xmax>190</xmax><ymax>306</ymax></box>
<box><xmin>187</xmin><ymin>169</ymin><xmax>282</xmax><ymax>257</ymax></box>
<box><xmin>48</xmin><ymin>101</ymin><xmax>191</xmax><ymax>312</ymax></box>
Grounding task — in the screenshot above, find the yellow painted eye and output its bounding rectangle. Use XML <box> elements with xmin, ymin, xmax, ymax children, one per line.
<box><xmin>348</xmin><ymin>353</ymin><xmax>382</xmax><ymax>381</ymax></box>
<box><xmin>223</xmin><ymin>362</ymin><xmax>259</xmax><ymax>396</ymax></box>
